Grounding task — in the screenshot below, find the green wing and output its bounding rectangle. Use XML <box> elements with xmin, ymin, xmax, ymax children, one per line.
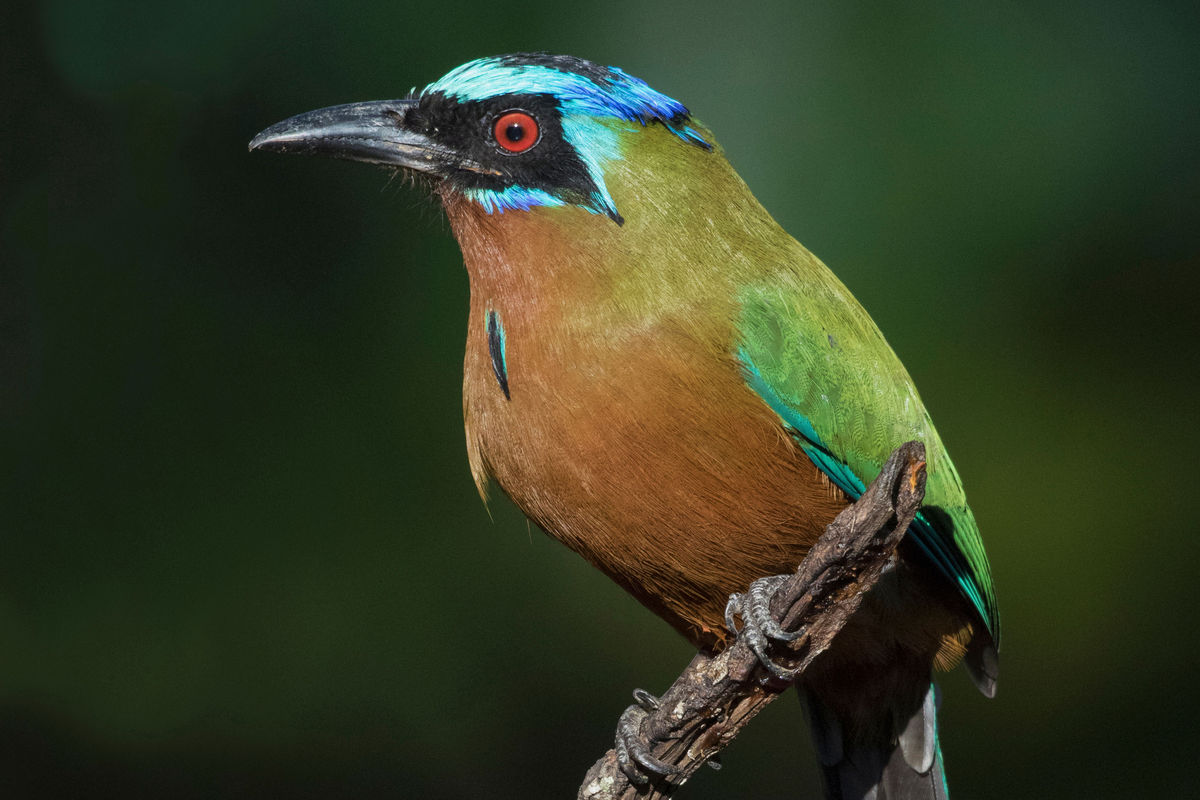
<box><xmin>736</xmin><ymin>279</ymin><xmax>999</xmax><ymax>644</ymax></box>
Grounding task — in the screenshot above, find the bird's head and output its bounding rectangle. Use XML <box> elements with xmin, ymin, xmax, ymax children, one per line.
<box><xmin>249</xmin><ymin>53</ymin><xmax>717</xmax><ymax>228</ymax></box>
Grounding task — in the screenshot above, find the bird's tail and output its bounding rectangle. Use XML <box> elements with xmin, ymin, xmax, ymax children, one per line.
<box><xmin>801</xmin><ymin>681</ymin><xmax>949</xmax><ymax>800</ymax></box>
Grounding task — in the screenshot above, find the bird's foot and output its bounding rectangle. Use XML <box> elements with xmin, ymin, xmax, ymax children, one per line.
<box><xmin>725</xmin><ymin>574</ymin><xmax>804</xmax><ymax>683</ymax></box>
<box><xmin>614</xmin><ymin>688</ymin><xmax>679</xmax><ymax>786</ymax></box>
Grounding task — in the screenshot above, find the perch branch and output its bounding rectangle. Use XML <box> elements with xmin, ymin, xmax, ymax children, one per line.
<box><xmin>578</xmin><ymin>441</ymin><xmax>928</xmax><ymax>800</ymax></box>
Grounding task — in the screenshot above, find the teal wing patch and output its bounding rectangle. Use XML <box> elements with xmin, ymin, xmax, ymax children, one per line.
<box><xmin>740</xmin><ymin>349</ymin><xmax>866</xmax><ymax>499</ymax></box>
<box><xmin>736</xmin><ymin>285</ymin><xmax>999</xmax><ymax>643</ymax></box>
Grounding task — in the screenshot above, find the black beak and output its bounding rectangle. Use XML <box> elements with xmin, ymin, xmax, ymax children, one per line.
<box><xmin>249</xmin><ymin>99</ymin><xmax>490</xmax><ymax>176</ymax></box>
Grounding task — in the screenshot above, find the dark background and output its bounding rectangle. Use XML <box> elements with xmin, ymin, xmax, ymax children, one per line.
<box><xmin>4</xmin><ymin>1</ymin><xmax>1198</xmax><ymax>797</ymax></box>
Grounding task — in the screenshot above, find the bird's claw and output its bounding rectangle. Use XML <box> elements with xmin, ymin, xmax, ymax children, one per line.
<box><xmin>632</xmin><ymin>688</ymin><xmax>660</xmax><ymax>712</ymax></box>
<box><xmin>615</xmin><ymin>689</ymin><xmax>679</xmax><ymax>786</ymax></box>
<box><xmin>726</xmin><ymin>574</ymin><xmax>805</xmax><ymax>682</ymax></box>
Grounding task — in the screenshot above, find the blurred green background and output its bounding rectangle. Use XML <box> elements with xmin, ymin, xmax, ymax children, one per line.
<box><xmin>4</xmin><ymin>1</ymin><xmax>1198</xmax><ymax>797</ymax></box>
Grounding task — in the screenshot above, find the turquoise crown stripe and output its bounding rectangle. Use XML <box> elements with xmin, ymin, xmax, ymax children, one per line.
<box><xmin>424</xmin><ymin>58</ymin><xmax>691</xmax><ymax>125</ymax></box>
<box><xmin>422</xmin><ymin>56</ymin><xmax>709</xmax><ymax>218</ymax></box>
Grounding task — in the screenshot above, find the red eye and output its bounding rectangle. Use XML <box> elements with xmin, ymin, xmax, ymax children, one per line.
<box><xmin>493</xmin><ymin>111</ymin><xmax>539</xmax><ymax>153</ymax></box>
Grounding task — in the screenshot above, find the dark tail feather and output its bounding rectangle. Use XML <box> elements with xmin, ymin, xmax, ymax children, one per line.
<box><xmin>801</xmin><ymin>683</ymin><xmax>949</xmax><ymax>800</ymax></box>
<box><xmin>965</xmin><ymin>633</ymin><xmax>1000</xmax><ymax>699</ymax></box>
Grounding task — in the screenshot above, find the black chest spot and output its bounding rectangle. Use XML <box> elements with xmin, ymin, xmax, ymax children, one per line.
<box><xmin>487</xmin><ymin>309</ymin><xmax>510</xmax><ymax>400</ymax></box>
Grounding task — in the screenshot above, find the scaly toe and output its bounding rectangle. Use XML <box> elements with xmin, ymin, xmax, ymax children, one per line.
<box><xmin>727</xmin><ymin>574</ymin><xmax>806</xmax><ymax>682</ymax></box>
<box><xmin>614</xmin><ymin>690</ymin><xmax>679</xmax><ymax>785</ymax></box>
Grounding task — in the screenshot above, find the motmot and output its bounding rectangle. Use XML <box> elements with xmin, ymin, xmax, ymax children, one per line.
<box><xmin>250</xmin><ymin>53</ymin><xmax>998</xmax><ymax>799</ymax></box>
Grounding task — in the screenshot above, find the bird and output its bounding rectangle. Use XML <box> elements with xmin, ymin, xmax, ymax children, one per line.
<box><xmin>250</xmin><ymin>53</ymin><xmax>999</xmax><ymax>799</ymax></box>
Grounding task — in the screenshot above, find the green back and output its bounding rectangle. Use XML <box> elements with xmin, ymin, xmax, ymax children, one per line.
<box><xmin>736</xmin><ymin>275</ymin><xmax>999</xmax><ymax>643</ymax></box>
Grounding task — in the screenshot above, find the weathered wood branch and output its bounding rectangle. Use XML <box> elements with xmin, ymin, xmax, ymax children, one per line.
<box><xmin>578</xmin><ymin>441</ymin><xmax>928</xmax><ymax>800</ymax></box>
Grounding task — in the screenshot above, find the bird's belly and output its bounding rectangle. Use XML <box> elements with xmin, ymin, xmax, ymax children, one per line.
<box><xmin>463</xmin><ymin>321</ymin><xmax>848</xmax><ymax>648</ymax></box>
